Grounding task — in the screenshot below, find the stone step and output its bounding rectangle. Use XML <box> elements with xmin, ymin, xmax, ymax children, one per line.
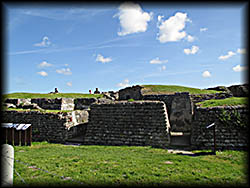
<box><xmin>66</xmin><ymin>135</ymin><xmax>84</xmax><ymax>144</ymax></box>
<box><xmin>170</xmin><ymin>135</ymin><xmax>191</xmax><ymax>146</ymax></box>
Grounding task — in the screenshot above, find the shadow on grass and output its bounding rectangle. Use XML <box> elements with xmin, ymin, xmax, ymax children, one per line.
<box><xmin>177</xmin><ymin>151</ymin><xmax>216</xmax><ymax>157</ymax></box>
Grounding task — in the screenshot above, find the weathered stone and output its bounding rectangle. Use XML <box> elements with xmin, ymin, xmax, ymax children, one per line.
<box><xmin>118</xmin><ymin>85</ymin><xmax>144</xmax><ymax>100</ymax></box>
<box><xmin>83</xmin><ymin>101</ymin><xmax>171</xmax><ymax>148</ymax></box>
<box><xmin>227</xmin><ymin>84</ymin><xmax>248</xmax><ymax>97</ymax></box>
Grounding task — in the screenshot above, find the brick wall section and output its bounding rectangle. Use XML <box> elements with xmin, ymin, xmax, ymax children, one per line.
<box><xmin>2</xmin><ymin>110</ymin><xmax>87</xmax><ymax>143</ymax></box>
<box><xmin>191</xmin><ymin>106</ymin><xmax>248</xmax><ymax>150</ymax></box>
<box><xmin>83</xmin><ymin>101</ymin><xmax>171</xmax><ymax>148</ymax></box>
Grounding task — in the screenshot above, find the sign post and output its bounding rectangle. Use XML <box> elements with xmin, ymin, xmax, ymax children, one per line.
<box><xmin>206</xmin><ymin>122</ymin><xmax>216</xmax><ymax>155</ymax></box>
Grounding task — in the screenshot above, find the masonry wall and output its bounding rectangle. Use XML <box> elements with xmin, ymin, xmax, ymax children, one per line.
<box><xmin>143</xmin><ymin>93</ymin><xmax>193</xmax><ymax>132</ymax></box>
<box><xmin>191</xmin><ymin>106</ymin><xmax>248</xmax><ymax>150</ymax></box>
<box><xmin>2</xmin><ymin>110</ymin><xmax>88</xmax><ymax>143</ymax></box>
<box><xmin>142</xmin><ymin>94</ymin><xmax>175</xmax><ymax>116</ymax></box>
<box><xmin>118</xmin><ymin>85</ymin><xmax>144</xmax><ymax>100</ymax></box>
<box><xmin>83</xmin><ymin>101</ymin><xmax>171</xmax><ymax>148</ymax></box>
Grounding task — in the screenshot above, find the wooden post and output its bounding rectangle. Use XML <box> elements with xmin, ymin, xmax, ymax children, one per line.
<box><xmin>2</xmin><ymin>128</ymin><xmax>7</xmax><ymax>144</ymax></box>
<box><xmin>21</xmin><ymin>130</ymin><xmax>26</xmax><ymax>146</ymax></box>
<box><xmin>26</xmin><ymin>126</ymin><xmax>32</xmax><ymax>146</ymax></box>
<box><xmin>14</xmin><ymin>129</ymin><xmax>20</xmax><ymax>146</ymax></box>
<box><xmin>7</xmin><ymin>129</ymin><xmax>14</xmax><ymax>145</ymax></box>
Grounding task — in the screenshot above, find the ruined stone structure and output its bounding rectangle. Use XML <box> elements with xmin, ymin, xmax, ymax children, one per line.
<box><xmin>2</xmin><ymin>110</ymin><xmax>88</xmax><ymax>143</ymax></box>
<box><xmin>83</xmin><ymin>101</ymin><xmax>171</xmax><ymax>148</ymax></box>
<box><xmin>5</xmin><ymin>98</ymin><xmax>99</xmax><ymax>111</ymax></box>
<box><xmin>191</xmin><ymin>105</ymin><xmax>248</xmax><ymax>150</ymax></box>
<box><xmin>118</xmin><ymin>85</ymin><xmax>144</xmax><ymax>100</ymax></box>
<box><xmin>2</xmin><ymin>83</ymin><xmax>248</xmax><ymax>150</ymax></box>
<box><xmin>227</xmin><ymin>84</ymin><xmax>248</xmax><ymax>97</ymax></box>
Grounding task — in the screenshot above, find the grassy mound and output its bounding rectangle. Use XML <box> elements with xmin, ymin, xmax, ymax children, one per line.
<box><xmin>142</xmin><ymin>85</ymin><xmax>220</xmax><ymax>94</ymax></box>
<box><xmin>197</xmin><ymin>97</ymin><xmax>248</xmax><ymax>107</ymax></box>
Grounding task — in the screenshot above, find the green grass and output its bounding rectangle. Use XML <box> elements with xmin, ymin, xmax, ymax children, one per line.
<box><xmin>13</xmin><ymin>142</ymin><xmax>248</xmax><ymax>186</ymax></box>
<box><xmin>2</xmin><ymin>92</ymin><xmax>103</xmax><ymax>99</ymax></box>
<box><xmin>142</xmin><ymin>85</ymin><xmax>220</xmax><ymax>94</ymax></box>
<box><xmin>197</xmin><ymin>97</ymin><xmax>248</xmax><ymax>107</ymax></box>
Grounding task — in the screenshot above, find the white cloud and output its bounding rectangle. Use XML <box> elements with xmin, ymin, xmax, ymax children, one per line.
<box><xmin>34</xmin><ymin>36</ymin><xmax>51</xmax><ymax>47</ymax></box>
<box><xmin>160</xmin><ymin>65</ymin><xmax>166</xmax><ymax>71</ymax></box>
<box><xmin>96</xmin><ymin>54</ymin><xmax>112</xmax><ymax>63</ymax></box>
<box><xmin>150</xmin><ymin>57</ymin><xmax>168</xmax><ymax>64</ymax></box>
<box><xmin>186</xmin><ymin>35</ymin><xmax>195</xmax><ymax>42</ymax></box>
<box><xmin>157</xmin><ymin>12</ymin><xmax>191</xmax><ymax>43</ymax></box>
<box><xmin>232</xmin><ymin>65</ymin><xmax>247</xmax><ymax>72</ymax></box>
<box><xmin>218</xmin><ymin>51</ymin><xmax>236</xmax><ymax>60</ymax></box>
<box><xmin>117</xmin><ymin>79</ymin><xmax>129</xmax><ymax>88</ymax></box>
<box><xmin>115</xmin><ymin>2</ymin><xmax>152</xmax><ymax>36</ymax></box>
<box><xmin>202</xmin><ymin>71</ymin><xmax>211</xmax><ymax>78</ymax></box>
<box><xmin>37</xmin><ymin>71</ymin><xmax>48</xmax><ymax>77</ymax></box>
<box><xmin>66</xmin><ymin>82</ymin><xmax>72</xmax><ymax>87</ymax></box>
<box><xmin>184</xmin><ymin>45</ymin><xmax>199</xmax><ymax>55</ymax></box>
<box><xmin>38</xmin><ymin>61</ymin><xmax>52</xmax><ymax>68</ymax></box>
<box><xmin>56</xmin><ymin>68</ymin><xmax>72</xmax><ymax>75</ymax></box>
<box><xmin>237</xmin><ymin>48</ymin><xmax>246</xmax><ymax>54</ymax></box>
<box><xmin>200</xmin><ymin>27</ymin><xmax>208</xmax><ymax>32</ymax></box>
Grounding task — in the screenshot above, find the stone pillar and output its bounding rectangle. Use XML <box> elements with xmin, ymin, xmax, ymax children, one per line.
<box><xmin>1</xmin><ymin>144</ymin><xmax>14</xmax><ymax>187</ymax></box>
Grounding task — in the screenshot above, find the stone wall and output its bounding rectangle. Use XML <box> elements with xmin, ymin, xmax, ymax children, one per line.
<box><xmin>83</xmin><ymin>101</ymin><xmax>171</xmax><ymax>148</ymax></box>
<box><xmin>142</xmin><ymin>94</ymin><xmax>175</xmax><ymax>115</ymax></box>
<box><xmin>74</xmin><ymin>98</ymin><xmax>98</xmax><ymax>110</ymax></box>
<box><xmin>118</xmin><ymin>85</ymin><xmax>144</xmax><ymax>100</ymax></box>
<box><xmin>227</xmin><ymin>84</ymin><xmax>248</xmax><ymax>97</ymax></box>
<box><xmin>170</xmin><ymin>92</ymin><xmax>193</xmax><ymax>132</ymax></box>
<box><xmin>143</xmin><ymin>93</ymin><xmax>193</xmax><ymax>132</ymax></box>
<box><xmin>191</xmin><ymin>106</ymin><xmax>248</xmax><ymax>150</ymax></box>
<box><xmin>2</xmin><ymin>110</ymin><xmax>88</xmax><ymax>143</ymax></box>
<box><xmin>31</xmin><ymin>98</ymin><xmax>75</xmax><ymax>110</ymax></box>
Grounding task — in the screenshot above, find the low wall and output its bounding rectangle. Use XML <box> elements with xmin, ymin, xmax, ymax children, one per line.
<box><xmin>2</xmin><ymin>110</ymin><xmax>88</xmax><ymax>143</ymax></box>
<box><xmin>31</xmin><ymin>98</ymin><xmax>74</xmax><ymax>110</ymax></box>
<box><xmin>74</xmin><ymin>98</ymin><xmax>98</xmax><ymax>110</ymax></box>
<box><xmin>83</xmin><ymin>101</ymin><xmax>171</xmax><ymax>148</ymax></box>
<box><xmin>191</xmin><ymin>106</ymin><xmax>248</xmax><ymax>150</ymax></box>
<box><xmin>142</xmin><ymin>94</ymin><xmax>174</xmax><ymax>115</ymax></box>
<box><xmin>190</xmin><ymin>93</ymin><xmax>233</xmax><ymax>104</ymax></box>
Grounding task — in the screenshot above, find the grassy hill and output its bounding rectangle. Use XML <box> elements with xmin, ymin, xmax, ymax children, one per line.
<box><xmin>141</xmin><ymin>85</ymin><xmax>220</xmax><ymax>95</ymax></box>
<box><xmin>2</xmin><ymin>92</ymin><xmax>103</xmax><ymax>99</ymax></box>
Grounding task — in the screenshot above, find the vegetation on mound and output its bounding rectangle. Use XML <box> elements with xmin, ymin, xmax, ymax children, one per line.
<box><xmin>13</xmin><ymin>142</ymin><xmax>248</xmax><ymax>186</ymax></box>
<box><xmin>142</xmin><ymin>85</ymin><xmax>220</xmax><ymax>94</ymax></box>
<box><xmin>2</xmin><ymin>92</ymin><xmax>103</xmax><ymax>99</ymax></box>
<box><xmin>197</xmin><ymin>97</ymin><xmax>248</xmax><ymax>107</ymax></box>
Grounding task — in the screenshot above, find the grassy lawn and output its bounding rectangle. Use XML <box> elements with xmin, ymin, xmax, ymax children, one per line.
<box><xmin>197</xmin><ymin>97</ymin><xmax>248</xmax><ymax>107</ymax></box>
<box><xmin>142</xmin><ymin>85</ymin><xmax>220</xmax><ymax>95</ymax></box>
<box><xmin>13</xmin><ymin>142</ymin><xmax>248</xmax><ymax>186</ymax></box>
<box><xmin>2</xmin><ymin>92</ymin><xmax>103</xmax><ymax>99</ymax></box>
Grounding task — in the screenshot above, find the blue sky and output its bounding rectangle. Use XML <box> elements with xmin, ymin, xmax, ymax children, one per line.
<box><xmin>4</xmin><ymin>2</ymin><xmax>248</xmax><ymax>94</ymax></box>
